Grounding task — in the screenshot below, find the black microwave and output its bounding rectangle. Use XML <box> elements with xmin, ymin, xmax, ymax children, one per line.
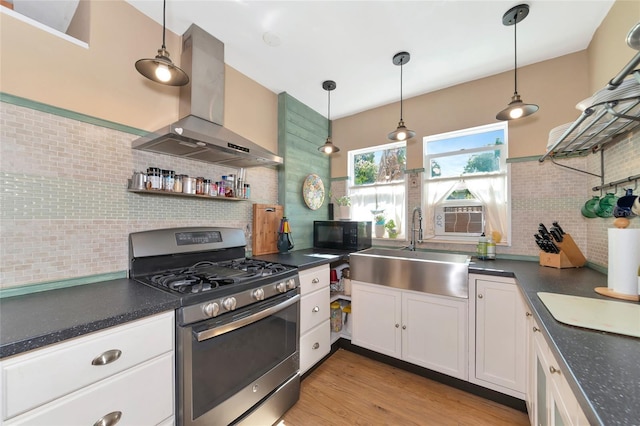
<box><xmin>313</xmin><ymin>221</ymin><xmax>372</xmax><ymax>251</ymax></box>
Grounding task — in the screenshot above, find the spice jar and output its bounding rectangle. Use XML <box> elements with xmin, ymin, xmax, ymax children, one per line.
<box><xmin>195</xmin><ymin>177</ymin><xmax>205</xmax><ymax>195</ymax></box>
<box><xmin>330</xmin><ymin>301</ymin><xmax>342</xmax><ymax>332</ymax></box>
<box><xmin>183</xmin><ymin>177</ymin><xmax>196</xmax><ymax>194</ymax></box>
<box><xmin>163</xmin><ymin>170</ymin><xmax>175</xmax><ymax>191</ymax></box>
<box><xmin>146</xmin><ymin>167</ymin><xmax>161</xmax><ymax>190</ymax></box>
<box><xmin>174</xmin><ymin>174</ymin><xmax>184</xmax><ymax>193</ymax></box>
<box><xmin>203</xmin><ymin>179</ymin><xmax>211</xmax><ymax>196</ymax></box>
<box><xmin>209</xmin><ymin>181</ymin><xmax>218</xmax><ymax>197</ymax></box>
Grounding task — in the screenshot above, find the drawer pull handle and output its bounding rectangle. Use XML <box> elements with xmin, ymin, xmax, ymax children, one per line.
<box><xmin>549</xmin><ymin>366</ymin><xmax>561</xmax><ymax>375</ymax></box>
<box><xmin>312</xmin><ymin>306</ymin><xmax>320</xmax><ymax>312</ymax></box>
<box><xmin>91</xmin><ymin>349</ymin><xmax>122</xmax><ymax>366</ymax></box>
<box><xmin>93</xmin><ymin>411</ymin><xmax>122</xmax><ymax>426</ymax></box>
<box><xmin>311</xmin><ymin>278</ymin><xmax>320</xmax><ymax>284</ymax></box>
<box><xmin>312</xmin><ymin>342</ymin><xmax>320</xmax><ymax>350</ymax></box>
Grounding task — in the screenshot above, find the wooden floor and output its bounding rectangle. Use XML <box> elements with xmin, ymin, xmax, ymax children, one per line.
<box><xmin>281</xmin><ymin>349</ymin><xmax>529</xmax><ymax>426</ymax></box>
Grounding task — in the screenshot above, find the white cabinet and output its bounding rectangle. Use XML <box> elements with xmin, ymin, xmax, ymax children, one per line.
<box><xmin>530</xmin><ymin>318</ymin><xmax>589</xmax><ymax>426</ymax></box>
<box><xmin>0</xmin><ymin>311</ymin><xmax>175</xmax><ymax>426</ymax></box>
<box><xmin>298</xmin><ymin>264</ymin><xmax>330</xmax><ymax>374</ymax></box>
<box><xmin>351</xmin><ymin>281</ymin><xmax>468</xmax><ymax>380</ymax></box>
<box><xmin>468</xmin><ymin>274</ymin><xmax>526</xmax><ymax>399</ymax></box>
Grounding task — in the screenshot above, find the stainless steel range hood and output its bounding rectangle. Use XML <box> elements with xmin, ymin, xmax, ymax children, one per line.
<box><xmin>132</xmin><ymin>24</ymin><xmax>283</xmax><ymax>168</ymax></box>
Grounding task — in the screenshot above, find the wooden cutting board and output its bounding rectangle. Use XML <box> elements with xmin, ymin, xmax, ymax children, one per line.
<box><xmin>537</xmin><ymin>292</ymin><xmax>640</xmax><ymax>338</ymax></box>
<box><xmin>252</xmin><ymin>204</ymin><xmax>283</xmax><ymax>255</ymax></box>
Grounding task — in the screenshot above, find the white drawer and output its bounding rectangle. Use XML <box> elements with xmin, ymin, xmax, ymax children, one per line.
<box><xmin>300</xmin><ymin>320</ymin><xmax>330</xmax><ymax>374</ymax></box>
<box><xmin>1</xmin><ymin>311</ymin><xmax>174</xmax><ymax>420</ymax></box>
<box><xmin>4</xmin><ymin>352</ymin><xmax>174</xmax><ymax>426</ymax></box>
<box><xmin>299</xmin><ymin>265</ymin><xmax>329</xmax><ymax>296</ymax></box>
<box><xmin>300</xmin><ymin>286</ymin><xmax>330</xmax><ymax>333</ymax></box>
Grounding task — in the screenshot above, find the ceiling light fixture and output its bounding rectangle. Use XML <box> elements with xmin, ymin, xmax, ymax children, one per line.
<box><xmin>135</xmin><ymin>0</ymin><xmax>189</xmax><ymax>86</ymax></box>
<box><xmin>318</xmin><ymin>80</ymin><xmax>340</xmax><ymax>154</ymax></box>
<box><xmin>496</xmin><ymin>4</ymin><xmax>538</xmax><ymax>121</ymax></box>
<box><xmin>388</xmin><ymin>52</ymin><xmax>415</xmax><ymax>142</ymax></box>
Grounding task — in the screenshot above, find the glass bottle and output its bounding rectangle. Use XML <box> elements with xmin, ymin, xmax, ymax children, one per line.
<box><xmin>330</xmin><ymin>301</ymin><xmax>342</xmax><ymax>332</ymax></box>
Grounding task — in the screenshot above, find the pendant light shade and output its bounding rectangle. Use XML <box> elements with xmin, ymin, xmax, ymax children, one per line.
<box><xmin>135</xmin><ymin>0</ymin><xmax>189</xmax><ymax>87</ymax></box>
<box><xmin>388</xmin><ymin>52</ymin><xmax>415</xmax><ymax>142</ymax></box>
<box><xmin>319</xmin><ymin>80</ymin><xmax>340</xmax><ymax>154</ymax></box>
<box><xmin>496</xmin><ymin>4</ymin><xmax>538</xmax><ymax>121</ymax></box>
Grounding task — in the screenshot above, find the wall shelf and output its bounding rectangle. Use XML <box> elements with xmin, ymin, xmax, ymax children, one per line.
<box><xmin>128</xmin><ymin>188</ymin><xmax>248</xmax><ymax>201</ymax></box>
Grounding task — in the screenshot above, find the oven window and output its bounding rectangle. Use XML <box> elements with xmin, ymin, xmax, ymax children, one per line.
<box><xmin>191</xmin><ymin>298</ymin><xmax>298</xmax><ymax>419</ymax></box>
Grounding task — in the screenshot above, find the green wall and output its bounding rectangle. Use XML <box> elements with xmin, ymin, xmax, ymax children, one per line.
<box><xmin>278</xmin><ymin>92</ymin><xmax>331</xmax><ymax>249</ymax></box>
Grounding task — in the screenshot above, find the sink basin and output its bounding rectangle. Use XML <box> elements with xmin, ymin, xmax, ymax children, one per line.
<box><xmin>349</xmin><ymin>248</ymin><xmax>470</xmax><ymax>298</ymax></box>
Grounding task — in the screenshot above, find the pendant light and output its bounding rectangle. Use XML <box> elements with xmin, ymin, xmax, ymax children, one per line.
<box><xmin>496</xmin><ymin>4</ymin><xmax>538</xmax><ymax>121</ymax></box>
<box><xmin>388</xmin><ymin>52</ymin><xmax>415</xmax><ymax>141</ymax></box>
<box><xmin>318</xmin><ymin>80</ymin><xmax>340</xmax><ymax>154</ymax></box>
<box><xmin>135</xmin><ymin>0</ymin><xmax>189</xmax><ymax>86</ymax></box>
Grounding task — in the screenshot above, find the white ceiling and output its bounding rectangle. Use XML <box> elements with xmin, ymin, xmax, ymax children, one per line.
<box><xmin>126</xmin><ymin>0</ymin><xmax>616</xmax><ymax>119</ymax></box>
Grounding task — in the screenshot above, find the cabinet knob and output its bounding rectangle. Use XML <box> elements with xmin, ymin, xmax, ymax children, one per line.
<box><xmin>395</xmin><ymin>323</ymin><xmax>400</xmax><ymax>328</ymax></box>
<box><xmin>478</xmin><ymin>294</ymin><xmax>483</xmax><ymax>299</ymax></box>
<box><xmin>91</xmin><ymin>349</ymin><xmax>122</xmax><ymax>366</ymax></box>
<box><xmin>312</xmin><ymin>342</ymin><xmax>320</xmax><ymax>350</ymax></box>
<box><xmin>549</xmin><ymin>366</ymin><xmax>561</xmax><ymax>375</ymax></box>
<box><xmin>312</xmin><ymin>306</ymin><xmax>320</xmax><ymax>312</ymax></box>
<box><xmin>312</xmin><ymin>278</ymin><xmax>320</xmax><ymax>284</ymax></box>
<box><xmin>526</xmin><ymin>312</ymin><xmax>532</xmax><ymax>317</ymax></box>
<box><xmin>93</xmin><ymin>411</ymin><xmax>122</xmax><ymax>426</ymax></box>
<box><xmin>402</xmin><ymin>325</ymin><xmax>407</xmax><ymax>330</ymax></box>
<box><xmin>533</xmin><ymin>326</ymin><xmax>540</xmax><ymax>333</ymax></box>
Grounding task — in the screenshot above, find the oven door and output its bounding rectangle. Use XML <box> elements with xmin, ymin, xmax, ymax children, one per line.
<box><xmin>177</xmin><ymin>291</ymin><xmax>300</xmax><ymax>426</ymax></box>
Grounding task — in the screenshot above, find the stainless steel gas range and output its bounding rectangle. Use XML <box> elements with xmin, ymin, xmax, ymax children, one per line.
<box><xmin>129</xmin><ymin>227</ymin><xmax>300</xmax><ymax>426</ymax></box>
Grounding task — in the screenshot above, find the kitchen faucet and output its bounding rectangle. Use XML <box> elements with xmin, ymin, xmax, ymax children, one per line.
<box><xmin>409</xmin><ymin>207</ymin><xmax>423</xmax><ymax>251</ymax></box>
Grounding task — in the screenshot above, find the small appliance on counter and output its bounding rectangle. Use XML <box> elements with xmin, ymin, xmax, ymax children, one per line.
<box><xmin>313</xmin><ymin>220</ymin><xmax>372</xmax><ymax>252</ymax></box>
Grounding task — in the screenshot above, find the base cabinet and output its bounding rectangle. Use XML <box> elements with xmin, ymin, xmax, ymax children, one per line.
<box><xmin>530</xmin><ymin>318</ymin><xmax>589</xmax><ymax>426</ymax></box>
<box><xmin>298</xmin><ymin>264</ymin><xmax>330</xmax><ymax>374</ymax></box>
<box><xmin>468</xmin><ymin>274</ymin><xmax>526</xmax><ymax>399</ymax></box>
<box><xmin>0</xmin><ymin>311</ymin><xmax>175</xmax><ymax>426</ymax></box>
<box><xmin>351</xmin><ymin>281</ymin><xmax>468</xmax><ymax>380</ymax></box>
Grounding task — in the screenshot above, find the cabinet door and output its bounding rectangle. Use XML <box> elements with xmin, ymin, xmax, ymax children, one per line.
<box><xmin>474</xmin><ymin>278</ymin><xmax>526</xmax><ymax>395</ymax></box>
<box><xmin>351</xmin><ymin>281</ymin><xmax>401</xmax><ymax>359</ymax></box>
<box><xmin>402</xmin><ymin>291</ymin><xmax>467</xmax><ymax>380</ymax></box>
<box><xmin>525</xmin><ymin>308</ymin><xmax>537</xmax><ymax>426</ymax></box>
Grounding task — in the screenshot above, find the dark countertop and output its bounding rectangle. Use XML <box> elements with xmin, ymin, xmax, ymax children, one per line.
<box><xmin>252</xmin><ymin>248</ymin><xmax>351</xmax><ymax>269</ymax></box>
<box><xmin>0</xmin><ymin>255</ymin><xmax>637</xmax><ymax>425</ymax></box>
<box><xmin>0</xmin><ymin>279</ymin><xmax>180</xmax><ymax>359</ymax></box>
<box><xmin>470</xmin><ymin>259</ymin><xmax>639</xmax><ymax>426</ymax></box>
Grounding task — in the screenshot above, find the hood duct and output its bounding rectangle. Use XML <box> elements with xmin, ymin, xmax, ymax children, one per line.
<box><xmin>132</xmin><ymin>24</ymin><xmax>283</xmax><ymax>168</ymax></box>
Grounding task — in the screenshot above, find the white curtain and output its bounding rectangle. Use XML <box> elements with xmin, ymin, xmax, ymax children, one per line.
<box><xmin>423</xmin><ymin>179</ymin><xmax>458</xmax><ymax>238</ymax></box>
<box><xmin>350</xmin><ymin>183</ymin><xmax>405</xmax><ymax>236</ymax></box>
<box><xmin>465</xmin><ymin>175</ymin><xmax>508</xmax><ymax>243</ymax></box>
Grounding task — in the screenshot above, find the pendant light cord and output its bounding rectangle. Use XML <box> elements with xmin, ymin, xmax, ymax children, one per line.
<box><xmin>161</xmin><ymin>0</ymin><xmax>167</xmax><ymax>49</ymax></box>
<box><xmin>327</xmin><ymin>88</ymin><xmax>332</xmax><ymax>138</ymax></box>
<box><xmin>513</xmin><ymin>18</ymin><xmax>518</xmax><ymax>95</ymax></box>
<box><xmin>399</xmin><ymin>60</ymin><xmax>404</xmax><ymax>120</ymax></box>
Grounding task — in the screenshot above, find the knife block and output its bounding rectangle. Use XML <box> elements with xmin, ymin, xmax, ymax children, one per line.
<box><xmin>539</xmin><ymin>234</ymin><xmax>586</xmax><ymax>269</ymax></box>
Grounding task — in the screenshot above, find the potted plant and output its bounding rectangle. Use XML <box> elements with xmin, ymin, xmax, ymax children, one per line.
<box><xmin>334</xmin><ymin>195</ymin><xmax>351</xmax><ymax>220</ymax></box>
<box><xmin>385</xmin><ymin>219</ymin><xmax>398</xmax><ymax>239</ymax></box>
<box><xmin>374</xmin><ymin>214</ymin><xmax>386</xmax><ymax>238</ymax></box>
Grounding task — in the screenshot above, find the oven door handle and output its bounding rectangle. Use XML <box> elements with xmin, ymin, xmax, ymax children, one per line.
<box><xmin>194</xmin><ymin>294</ymin><xmax>300</xmax><ymax>342</ymax></box>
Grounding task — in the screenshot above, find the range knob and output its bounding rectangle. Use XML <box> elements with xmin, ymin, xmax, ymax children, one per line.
<box><xmin>286</xmin><ymin>278</ymin><xmax>296</xmax><ymax>290</ymax></box>
<box><xmin>202</xmin><ymin>302</ymin><xmax>220</xmax><ymax>318</ymax></box>
<box><xmin>222</xmin><ymin>297</ymin><xmax>237</xmax><ymax>311</ymax></box>
<box><xmin>252</xmin><ymin>288</ymin><xmax>265</xmax><ymax>301</ymax></box>
<box><xmin>276</xmin><ymin>282</ymin><xmax>287</xmax><ymax>293</ymax></box>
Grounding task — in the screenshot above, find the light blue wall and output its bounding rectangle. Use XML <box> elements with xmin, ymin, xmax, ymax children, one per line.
<box><xmin>278</xmin><ymin>93</ymin><xmax>331</xmax><ymax>249</ymax></box>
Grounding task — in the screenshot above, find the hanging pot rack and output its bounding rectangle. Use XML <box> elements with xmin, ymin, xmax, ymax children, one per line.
<box><xmin>539</xmin><ymin>38</ymin><xmax>640</xmax><ymax>194</ymax></box>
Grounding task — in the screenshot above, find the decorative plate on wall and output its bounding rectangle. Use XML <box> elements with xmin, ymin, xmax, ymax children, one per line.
<box><xmin>302</xmin><ymin>174</ymin><xmax>325</xmax><ymax>210</ymax></box>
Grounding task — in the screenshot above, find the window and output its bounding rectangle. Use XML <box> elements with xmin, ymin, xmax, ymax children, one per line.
<box><xmin>423</xmin><ymin>122</ymin><xmax>509</xmax><ymax>244</ymax></box>
<box><xmin>348</xmin><ymin>142</ymin><xmax>407</xmax><ymax>239</ymax></box>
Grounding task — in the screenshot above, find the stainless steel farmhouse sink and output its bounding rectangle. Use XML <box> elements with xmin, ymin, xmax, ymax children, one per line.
<box><xmin>349</xmin><ymin>248</ymin><xmax>471</xmax><ymax>298</ymax></box>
